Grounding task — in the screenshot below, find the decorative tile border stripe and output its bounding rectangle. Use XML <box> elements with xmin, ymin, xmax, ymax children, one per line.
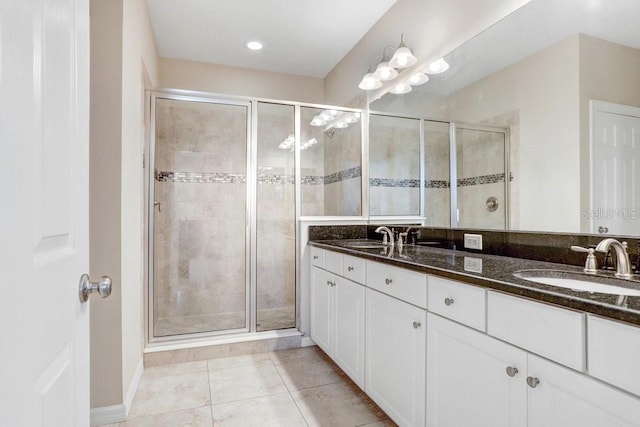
<box><xmin>425</xmin><ymin>180</ymin><xmax>451</xmax><ymax>189</ymax></box>
<box><xmin>156</xmin><ymin>171</ymin><xmax>246</xmax><ymax>184</ymax></box>
<box><xmin>302</xmin><ymin>175</ymin><xmax>324</xmax><ymax>185</ymax></box>
<box><xmin>324</xmin><ymin>166</ymin><xmax>362</xmax><ymax>185</ymax></box>
<box><xmin>458</xmin><ymin>173</ymin><xmax>505</xmax><ymax>187</ymax></box>
<box><xmin>156</xmin><ymin>170</ymin><xmax>506</xmax><ymax>188</ymax></box>
<box><xmin>370</xmin><ymin>178</ymin><xmax>420</xmax><ymax>188</ymax></box>
<box><xmin>257</xmin><ymin>174</ymin><xmax>295</xmax><ymax>185</ymax></box>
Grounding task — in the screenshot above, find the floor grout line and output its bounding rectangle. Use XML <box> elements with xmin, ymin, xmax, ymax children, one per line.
<box><xmin>271</xmin><ymin>356</ymin><xmax>311</xmax><ymax>427</ymax></box>
<box><xmin>206</xmin><ymin>360</ymin><xmax>215</xmax><ymax>427</ymax></box>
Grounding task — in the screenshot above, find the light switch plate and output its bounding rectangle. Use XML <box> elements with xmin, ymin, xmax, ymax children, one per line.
<box><xmin>464</xmin><ymin>233</ymin><xmax>483</xmax><ymax>250</ymax></box>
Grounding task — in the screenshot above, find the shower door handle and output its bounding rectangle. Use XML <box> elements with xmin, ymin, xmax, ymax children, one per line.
<box><xmin>154</xmin><ymin>200</ymin><xmax>161</xmax><ymax>212</ymax></box>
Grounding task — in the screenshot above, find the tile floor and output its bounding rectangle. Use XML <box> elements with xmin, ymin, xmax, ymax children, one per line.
<box><xmin>104</xmin><ymin>346</ymin><xmax>397</xmax><ymax>426</ymax></box>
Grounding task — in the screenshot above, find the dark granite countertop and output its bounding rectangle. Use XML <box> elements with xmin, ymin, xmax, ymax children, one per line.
<box><xmin>309</xmin><ymin>239</ymin><xmax>640</xmax><ymax>327</ymax></box>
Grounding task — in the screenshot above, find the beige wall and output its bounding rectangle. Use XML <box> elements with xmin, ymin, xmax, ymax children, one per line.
<box><xmin>441</xmin><ymin>36</ymin><xmax>581</xmax><ymax>232</ymax></box>
<box><xmin>121</xmin><ymin>0</ymin><xmax>160</xmax><ymax>408</ymax></box>
<box><xmin>325</xmin><ymin>0</ymin><xmax>532</xmax><ymax>106</ymax></box>
<box><xmin>578</xmin><ymin>34</ymin><xmax>640</xmax><ymax>231</ymax></box>
<box><xmin>90</xmin><ymin>0</ymin><xmax>124</xmax><ymax>408</ymax></box>
<box><xmin>90</xmin><ymin>0</ymin><xmax>159</xmax><ymax>410</ymax></box>
<box><xmin>159</xmin><ymin>57</ymin><xmax>325</xmax><ymax>104</ymax></box>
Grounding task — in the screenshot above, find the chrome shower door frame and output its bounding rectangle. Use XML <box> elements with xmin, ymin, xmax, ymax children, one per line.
<box><xmin>146</xmin><ymin>90</ymin><xmax>252</xmax><ymax>343</ymax></box>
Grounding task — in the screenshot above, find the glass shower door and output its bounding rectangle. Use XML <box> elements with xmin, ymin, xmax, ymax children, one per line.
<box><xmin>256</xmin><ymin>102</ymin><xmax>296</xmax><ymax>331</ymax></box>
<box><xmin>151</xmin><ymin>97</ymin><xmax>249</xmax><ymax>337</ymax></box>
<box><xmin>454</xmin><ymin>125</ymin><xmax>508</xmax><ymax>230</ymax></box>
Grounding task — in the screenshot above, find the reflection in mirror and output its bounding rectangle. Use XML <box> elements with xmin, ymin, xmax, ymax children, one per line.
<box><xmin>300</xmin><ymin>106</ymin><xmax>362</xmax><ymax>216</ymax></box>
<box><xmin>369</xmin><ymin>114</ymin><xmax>420</xmax><ymax>216</ymax></box>
<box><xmin>424</xmin><ymin>120</ymin><xmax>450</xmax><ymax>227</ymax></box>
<box><xmin>370</xmin><ymin>0</ymin><xmax>640</xmax><ymax>234</ymax></box>
<box><xmin>454</xmin><ymin>125</ymin><xmax>508</xmax><ymax>230</ymax></box>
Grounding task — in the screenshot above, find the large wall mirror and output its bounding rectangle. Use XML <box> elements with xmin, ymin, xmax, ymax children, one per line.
<box><xmin>369</xmin><ymin>0</ymin><xmax>640</xmax><ymax>235</ymax></box>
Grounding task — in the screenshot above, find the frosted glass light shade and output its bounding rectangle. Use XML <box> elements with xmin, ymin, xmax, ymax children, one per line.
<box><xmin>359</xmin><ymin>73</ymin><xmax>383</xmax><ymax>90</ymax></box>
<box><xmin>373</xmin><ymin>61</ymin><xmax>398</xmax><ymax>81</ymax></box>
<box><xmin>389</xmin><ymin>46</ymin><xmax>417</xmax><ymax>68</ymax></box>
<box><xmin>408</xmin><ymin>72</ymin><xmax>429</xmax><ymax>85</ymax></box>
<box><xmin>426</xmin><ymin>58</ymin><xmax>450</xmax><ymax>74</ymax></box>
<box><xmin>390</xmin><ymin>83</ymin><xmax>412</xmax><ymax>94</ymax></box>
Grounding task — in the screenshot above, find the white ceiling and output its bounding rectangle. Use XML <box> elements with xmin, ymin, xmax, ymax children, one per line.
<box><xmin>146</xmin><ymin>0</ymin><xmax>398</xmax><ymax>79</ymax></box>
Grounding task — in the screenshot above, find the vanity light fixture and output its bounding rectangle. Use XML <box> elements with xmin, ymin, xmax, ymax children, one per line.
<box><xmin>359</xmin><ymin>35</ymin><xmax>446</xmax><ymax>94</ymax></box>
<box><xmin>408</xmin><ymin>72</ymin><xmax>429</xmax><ymax>85</ymax></box>
<box><xmin>389</xmin><ymin>34</ymin><xmax>417</xmax><ymax>68</ymax></box>
<box><xmin>389</xmin><ymin>82</ymin><xmax>412</xmax><ymax>94</ymax></box>
<box><xmin>426</xmin><ymin>58</ymin><xmax>449</xmax><ymax>74</ymax></box>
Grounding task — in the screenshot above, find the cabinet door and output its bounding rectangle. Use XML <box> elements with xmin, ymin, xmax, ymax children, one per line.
<box><xmin>334</xmin><ymin>276</ymin><xmax>365</xmax><ymax>389</ymax></box>
<box><xmin>365</xmin><ymin>288</ymin><xmax>426</xmax><ymax>427</ymax></box>
<box><xmin>426</xmin><ymin>313</ymin><xmax>527</xmax><ymax>427</ymax></box>
<box><xmin>310</xmin><ymin>267</ymin><xmax>333</xmax><ymax>354</ymax></box>
<box><xmin>528</xmin><ymin>355</ymin><xmax>640</xmax><ymax>427</ymax></box>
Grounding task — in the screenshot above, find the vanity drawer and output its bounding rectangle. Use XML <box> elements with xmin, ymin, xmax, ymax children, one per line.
<box><xmin>487</xmin><ymin>291</ymin><xmax>585</xmax><ymax>371</ymax></box>
<box><xmin>343</xmin><ymin>254</ymin><xmax>366</xmax><ymax>284</ymax></box>
<box><xmin>588</xmin><ymin>315</ymin><xmax>640</xmax><ymax>396</ymax></box>
<box><xmin>325</xmin><ymin>250</ymin><xmax>343</xmax><ymax>275</ymax></box>
<box><xmin>366</xmin><ymin>261</ymin><xmax>427</xmax><ymax>308</ymax></box>
<box><xmin>427</xmin><ymin>276</ymin><xmax>486</xmax><ymax>331</ymax></box>
<box><xmin>310</xmin><ymin>246</ymin><xmax>325</xmax><ymax>268</ymax></box>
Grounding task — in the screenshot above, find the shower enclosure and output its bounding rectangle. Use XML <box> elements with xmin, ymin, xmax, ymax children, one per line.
<box><xmin>148</xmin><ymin>93</ymin><xmax>298</xmax><ymax>340</ymax></box>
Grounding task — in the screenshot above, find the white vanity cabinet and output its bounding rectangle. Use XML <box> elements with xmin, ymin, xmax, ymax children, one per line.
<box><xmin>365</xmin><ymin>287</ymin><xmax>426</xmax><ymax>427</ymax></box>
<box><xmin>527</xmin><ymin>354</ymin><xmax>640</xmax><ymax>427</ymax></box>
<box><xmin>426</xmin><ymin>312</ymin><xmax>527</xmax><ymax>427</ymax></box>
<box><xmin>310</xmin><ymin>257</ymin><xmax>365</xmax><ymax>388</ymax></box>
<box><xmin>308</xmin><ymin>244</ymin><xmax>640</xmax><ymax>427</ymax></box>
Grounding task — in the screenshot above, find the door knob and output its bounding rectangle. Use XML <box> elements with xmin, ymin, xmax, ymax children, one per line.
<box><xmin>79</xmin><ymin>274</ymin><xmax>112</xmax><ymax>303</ymax></box>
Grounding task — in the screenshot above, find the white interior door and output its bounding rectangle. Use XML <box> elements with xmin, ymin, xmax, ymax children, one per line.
<box><xmin>0</xmin><ymin>0</ymin><xmax>91</xmax><ymax>426</ymax></box>
<box><xmin>590</xmin><ymin>101</ymin><xmax>640</xmax><ymax>235</ymax></box>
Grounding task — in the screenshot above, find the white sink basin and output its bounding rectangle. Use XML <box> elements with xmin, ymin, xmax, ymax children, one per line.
<box><xmin>513</xmin><ymin>270</ymin><xmax>640</xmax><ymax>296</ymax></box>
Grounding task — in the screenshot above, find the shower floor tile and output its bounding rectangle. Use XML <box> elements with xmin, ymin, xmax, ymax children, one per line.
<box><xmin>116</xmin><ymin>346</ymin><xmax>397</xmax><ymax>427</ymax></box>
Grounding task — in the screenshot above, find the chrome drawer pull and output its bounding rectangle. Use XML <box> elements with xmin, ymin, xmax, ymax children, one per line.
<box><xmin>413</xmin><ymin>321</ymin><xmax>421</xmax><ymax>329</ymax></box>
<box><xmin>505</xmin><ymin>366</ymin><xmax>519</xmax><ymax>377</ymax></box>
<box><xmin>385</xmin><ymin>278</ymin><xmax>392</xmax><ymax>285</ymax></box>
<box><xmin>347</xmin><ymin>266</ymin><xmax>354</xmax><ymax>271</ymax></box>
<box><xmin>444</xmin><ymin>297</ymin><xmax>455</xmax><ymax>306</ymax></box>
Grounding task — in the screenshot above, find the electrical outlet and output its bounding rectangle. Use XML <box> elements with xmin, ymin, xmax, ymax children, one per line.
<box><xmin>464</xmin><ymin>256</ymin><xmax>483</xmax><ymax>273</ymax></box>
<box><xmin>464</xmin><ymin>233</ymin><xmax>483</xmax><ymax>250</ymax></box>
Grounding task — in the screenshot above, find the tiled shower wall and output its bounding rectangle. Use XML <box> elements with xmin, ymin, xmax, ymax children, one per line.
<box><xmin>456</xmin><ymin>127</ymin><xmax>507</xmax><ymax>230</ymax></box>
<box><xmin>300</xmin><ymin>107</ymin><xmax>362</xmax><ymax>217</ymax></box>
<box><xmin>369</xmin><ymin>115</ymin><xmax>420</xmax><ymax>216</ymax></box>
<box><xmin>424</xmin><ymin>121</ymin><xmax>451</xmax><ymax>227</ymax></box>
<box><xmin>154</xmin><ymin>100</ymin><xmax>248</xmax><ymax>335</ymax></box>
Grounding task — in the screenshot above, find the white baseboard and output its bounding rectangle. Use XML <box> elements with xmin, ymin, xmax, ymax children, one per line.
<box><xmin>90</xmin><ymin>404</ymin><xmax>126</xmax><ymax>426</ymax></box>
<box><xmin>124</xmin><ymin>358</ymin><xmax>144</xmax><ymax>417</ymax></box>
<box><xmin>301</xmin><ymin>336</ymin><xmax>316</xmax><ymax>347</ymax></box>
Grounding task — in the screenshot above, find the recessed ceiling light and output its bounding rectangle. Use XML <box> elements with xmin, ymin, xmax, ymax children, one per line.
<box><xmin>246</xmin><ymin>41</ymin><xmax>263</xmax><ymax>51</ymax></box>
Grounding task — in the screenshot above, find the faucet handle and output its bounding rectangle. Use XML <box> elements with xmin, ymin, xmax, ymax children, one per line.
<box><xmin>571</xmin><ymin>246</ymin><xmax>597</xmax><ymax>274</ymax></box>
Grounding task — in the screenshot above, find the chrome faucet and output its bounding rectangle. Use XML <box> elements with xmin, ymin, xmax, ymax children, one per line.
<box><xmin>595</xmin><ymin>238</ymin><xmax>632</xmax><ymax>279</ymax></box>
<box><xmin>375</xmin><ymin>226</ymin><xmax>394</xmax><ymax>248</ymax></box>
